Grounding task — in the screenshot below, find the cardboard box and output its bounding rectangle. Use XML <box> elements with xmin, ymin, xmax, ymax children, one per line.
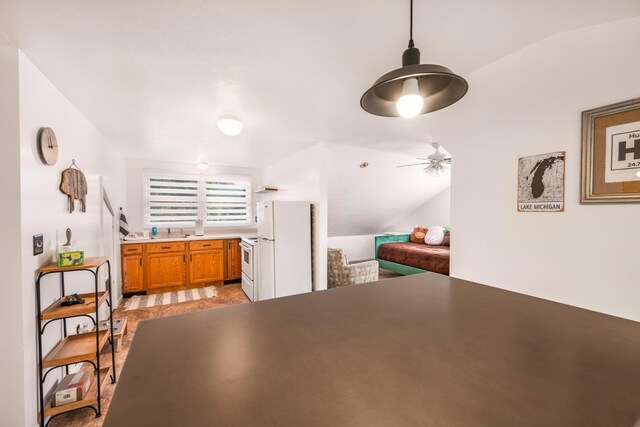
<box><xmin>52</xmin><ymin>371</ymin><xmax>91</xmax><ymax>407</ymax></box>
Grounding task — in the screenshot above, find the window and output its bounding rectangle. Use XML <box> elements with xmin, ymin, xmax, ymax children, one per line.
<box><xmin>143</xmin><ymin>172</ymin><xmax>251</xmax><ymax>228</ymax></box>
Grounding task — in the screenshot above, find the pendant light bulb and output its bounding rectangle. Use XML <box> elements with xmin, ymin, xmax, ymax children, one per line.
<box><xmin>396</xmin><ymin>78</ymin><xmax>423</xmax><ymax>119</ymax></box>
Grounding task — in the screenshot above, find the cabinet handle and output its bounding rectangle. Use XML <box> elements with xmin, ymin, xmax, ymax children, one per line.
<box><xmin>162</xmin><ymin>246</ymin><xmax>172</xmax><ymax>249</ymax></box>
<box><xmin>190</xmin><ymin>254</ymin><xmax>193</xmax><ymax>262</ymax></box>
<box><xmin>202</xmin><ymin>244</ymin><xmax>211</xmax><ymax>247</ymax></box>
<box><xmin>183</xmin><ymin>255</ymin><xmax>186</xmax><ymax>262</ymax></box>
<box><xmin>139</xmin><ymin>258</ymin><xmax>142</xmax><ymax>266</ymax></box>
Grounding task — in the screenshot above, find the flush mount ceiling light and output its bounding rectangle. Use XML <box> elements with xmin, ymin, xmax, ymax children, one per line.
<box><xmin>217</xmin><ymin>116</ymin><xmax>244</xmax><ymax>136</ymax></box>
<box><xmin>196</xmin><ymin>153</ymin><xmax>209</xmax><ymax>170</ymax></box>
<box><xmin>360</xmin><ymin>0</ymin><xmax>468</xmax><ymax>118</ymax></box>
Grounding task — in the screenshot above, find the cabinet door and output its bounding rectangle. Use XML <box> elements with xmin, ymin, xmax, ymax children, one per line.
<box><xmin>146</xmin><ymin>252</ymin><xmax>186</xmax><ymax>289</ymax></box>
<box><xmin>189</xmin><ymin>249</ymin><xmax>225</xmax><ymax>284</ymax></box>
<box><xmin>225</xmin><ymin>239</ymin><xmax>242</xmax><ymax>280</ymax></box>
<box><xmin>122</xmin><ymin>255</ymin><xmax>144</xmax><ymax>293</ymax></box>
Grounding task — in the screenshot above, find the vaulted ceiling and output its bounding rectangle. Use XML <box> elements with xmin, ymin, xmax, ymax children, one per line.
<box><xmin>1</xmin><ymin>0</ymin><xmax>639</xmax><ymax>167</ymax></box>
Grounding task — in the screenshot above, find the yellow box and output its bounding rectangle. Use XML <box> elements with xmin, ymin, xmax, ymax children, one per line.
<box><xmin>57</xmin><ymin>251</ymin><xmax>85</xmax><ymax>267</ymax></box>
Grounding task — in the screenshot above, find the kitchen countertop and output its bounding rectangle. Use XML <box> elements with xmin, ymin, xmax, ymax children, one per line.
<box><xmin>103</xmin><ymin>272</ymin><xmax>640</xmax><ymax>427</ymax></box>
<box><xmin>121</xmin><ymin>233</ymin><xmax>257</xmax><ymax>244</ymax></box>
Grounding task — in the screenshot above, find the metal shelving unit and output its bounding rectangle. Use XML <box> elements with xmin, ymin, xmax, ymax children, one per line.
<box><xmin>35</xmin><ymin>256</ymin><xmax>117</xmax><ymax>427</ymax></box>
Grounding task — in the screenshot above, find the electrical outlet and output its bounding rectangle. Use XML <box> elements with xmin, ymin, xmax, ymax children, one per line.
<box><xmin>33</xmin><ymin>234</ymin><xmax>44</xmax><ymax>256</ymax></box>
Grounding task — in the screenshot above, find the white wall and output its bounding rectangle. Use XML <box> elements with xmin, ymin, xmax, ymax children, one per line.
<box><xmin>18</xmin><ymin>51</ymin><xmax>127</xmax><ymax>426</ymax></box>
<box><xmin>260</xmin><ymin>144</ymin><xmax>329</xmax><ymax>291</ymax></box>
<box><xmin>327</xmin><ymin>184</ymin><xmax>450</xmax><ymax>262</ymax></box>
<box><xmin>0</xmin><ymin>46</ymin><xmax>26</xmax><ymax>427</ymax></box>
<box><xmin>424</xmin><ymin>17</ymin><xmax>640</xmax><ymax>321</ymax></box>
<box><xmin>392</xmin><ymin>187</ymin><xmax>451</xmax><ymax>232</ymax></box>
<box><xmin>125</xmin><ymin>158</ymin><xmax>262</xmax><ymax>233</ymax></box>
<box><xmin>327</xmin><ymin>235</ymin><xmax>378</xmax><ymax>262</ymax></box>
<box><xmin>326</xmin><ymin>143</ymin><xmax>450</xmax><ymax>236</ymax></box>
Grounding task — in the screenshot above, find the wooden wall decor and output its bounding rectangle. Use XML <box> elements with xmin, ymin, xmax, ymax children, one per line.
<box><xmin>37</xmin><ymin>127</ymin><xmax>59</xmax><ymax>166</ymax></box>
<box><xmin>60</xmin><ymin>159</ymin><xmax>87</xmax><ymax>213</ymax></box>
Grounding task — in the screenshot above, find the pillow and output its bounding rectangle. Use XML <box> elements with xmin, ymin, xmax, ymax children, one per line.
<box><xmin>442</xmin><ymin>230</ymin><xmax>450</xmax><ymax>246</ymax></box>
<box><xmin>424</xmin><ymin>226</ymin><xmax>445</xmax><ymax>246</ymax></box>
<box><xmin>410</xmin><ymin>226</ymin><xmax>428</xmax><ymax>243</ymax></box>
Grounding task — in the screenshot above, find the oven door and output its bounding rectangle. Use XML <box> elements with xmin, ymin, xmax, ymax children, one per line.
<box><xmin>241</xmin><ymin>242</ymin><xmax>253</xmax><ymax>281</ymax></box>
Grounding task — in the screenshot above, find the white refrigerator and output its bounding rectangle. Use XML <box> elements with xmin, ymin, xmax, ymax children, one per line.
<box><xmin>257</xmin><ymin>201</ymin><xmax>312</xmax><ymax>300</ymax></box>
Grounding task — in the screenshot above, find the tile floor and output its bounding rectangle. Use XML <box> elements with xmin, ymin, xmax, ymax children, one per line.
<box><xmin>48</xmin><ymin>284</ymin><xmax>248</xmax><ymax>427</ymax></box>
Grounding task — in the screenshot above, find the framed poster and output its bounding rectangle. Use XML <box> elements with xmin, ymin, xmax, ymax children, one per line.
<box><xmin>517</xmin><ymin>151</ymin><xmax>565</xmax><ymax>212</ymax></box>
<box><xmin>581</xmin><ymin>97</ymin><xmax>640</xmax><ymax>203</ymax></box>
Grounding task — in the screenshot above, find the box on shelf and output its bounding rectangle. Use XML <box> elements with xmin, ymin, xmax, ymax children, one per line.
<box><xmin>51</xmin><ymin>370</ymin><xmax>91</xmax><ymax>407</ymax></box>
<box><xmin>57</xmin><ymin>250</ymin><xmax>85</xmax><ymax>267</ymax></box>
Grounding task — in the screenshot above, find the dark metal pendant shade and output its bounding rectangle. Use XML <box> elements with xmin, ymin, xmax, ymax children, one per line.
<box><xmin>360</xmin><ymin>0</ymin><xmax>468</xmax><ymax>117</ymax></box>
<box><xmin>361</xmin><ymin>47</ymin><xmax>468</xmax><ymax>117</ymax></box>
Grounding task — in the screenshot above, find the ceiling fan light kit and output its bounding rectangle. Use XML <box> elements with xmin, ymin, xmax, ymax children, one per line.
<box><xmin>397</xmin><ymin>142</ymin><xmax>451</xmax><ymax>176</ymax></box>
<box><xmin>361</xmin><ymin>0</ymin><xmax>468</xmax><ymax>118</ymax></box>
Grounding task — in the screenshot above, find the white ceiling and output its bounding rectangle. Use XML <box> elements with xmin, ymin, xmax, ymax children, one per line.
<box><xmin>1</xmin><ymin>0</ymin><xmax>639</xmax><ymax>167</ymax></box>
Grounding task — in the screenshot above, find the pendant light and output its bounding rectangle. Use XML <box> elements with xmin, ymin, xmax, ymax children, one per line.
<box><xmin>360</xmin><ymin>0</ymin><xmax>468</xmax><ymax>118</ymax></box>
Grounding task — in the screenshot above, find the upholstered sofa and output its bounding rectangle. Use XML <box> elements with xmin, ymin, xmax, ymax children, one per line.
<box><xmin>375</xmin><ymin>233</ymin><xmax>450</xmax><ymax>276</ymax></box>
<box><xmin>327</xmin><ymin>248</ymin><xmax>379</xmax><ymax>288</ymax></box>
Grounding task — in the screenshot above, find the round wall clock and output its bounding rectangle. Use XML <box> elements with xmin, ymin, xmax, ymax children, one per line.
<box><xmin>38</xmin><ymin>127</ymin><xmax>58</xmax><ymax>166</ymax></box>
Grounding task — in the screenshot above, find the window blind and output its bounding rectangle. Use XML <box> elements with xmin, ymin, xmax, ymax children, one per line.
<box><xmin>204</xmin><ymin>178</ymin><xmax>251</xmax><ymax>224</ymax></box>
<box><xmin>143</xmin><ymin>172</ymin><xmax>251</xmax><ymax>228</ymax></box>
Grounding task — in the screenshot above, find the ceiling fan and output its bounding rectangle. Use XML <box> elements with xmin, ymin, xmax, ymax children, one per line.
<box><xmin>397</xmin><ymin>142</ymin><xmax>451</xmax><ymax>176</ymax></box>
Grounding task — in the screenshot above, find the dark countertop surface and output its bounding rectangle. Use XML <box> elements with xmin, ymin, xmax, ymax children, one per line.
<box><xmin>104</xmin><ymin>272</ymin><xmax>640</xmax><ymax>427</ymax></box>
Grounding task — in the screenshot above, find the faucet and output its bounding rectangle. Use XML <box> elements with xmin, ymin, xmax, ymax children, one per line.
<box><xmin>179</xmin><ymin>228</ymin><xmax>184</xmax><ymax>236</ymax></box>
<box><xmin>167</xmin><ymin>227</ymin><xmax>171</xmax><ymax>237</ymax></box>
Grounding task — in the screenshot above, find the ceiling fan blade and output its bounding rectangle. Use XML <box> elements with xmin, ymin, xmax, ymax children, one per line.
<box><xmin>397</xmin><ymin>162</ymin><xmax>430</xmax><ymax>168</ymax></box>
<box><xmin>442</xmin><ymin>158</ymin><xmax>452</xmax><ymax>164</ymax></box>
<box><xmin>416</xmin><ymin>157</ymin><xmax>429</xmax><ymax>160</ymax></box>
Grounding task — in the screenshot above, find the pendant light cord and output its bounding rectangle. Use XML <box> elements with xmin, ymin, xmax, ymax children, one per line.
<box><xmin>408</xmin><ymin>0</ymin><xmax>414</xmax><ymax>48</ymax></box>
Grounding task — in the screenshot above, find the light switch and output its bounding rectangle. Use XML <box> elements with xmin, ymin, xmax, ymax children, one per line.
<box><xmin>33</xmin><ymin>234</ymin><xmax>44</xmax><ymax>256</ymax></box>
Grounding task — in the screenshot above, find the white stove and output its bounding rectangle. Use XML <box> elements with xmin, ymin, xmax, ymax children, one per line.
<box><xmin>240</xmin><ymin>237</ymin><xmax>259</xmax><ymax>301</ymax></box>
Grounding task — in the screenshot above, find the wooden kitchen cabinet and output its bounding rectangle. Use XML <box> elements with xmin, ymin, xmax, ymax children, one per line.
<box><xmin>146</xmin><ymin>252</ymin><xmax>187</xmax><ymax>289</ymax></box>
<box><xmin>121</xmin><ymin>238</ymin><xmax>244</xmax><ymax>295</ymax></box>
<box><xmin>122</xmin><ymin>254</ymin><xmax>144</xmax><ymax>293</ymax></box>
<box><xmin>189</xmin><ymin>248</ymin><xmax>225</xmax><ymax>284</ymax></box>
<box><xmin>225</xmin><ymin>239</ymin><xmax>242</xmax><ymax>280</ymax></box>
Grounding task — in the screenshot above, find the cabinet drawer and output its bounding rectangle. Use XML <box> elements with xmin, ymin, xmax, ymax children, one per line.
<box><xmin>146</xmin><ymin>242</ymin><xmax>186</xmax><ymax>253</ymax></box>
<box><xmin>122</xmin><ymin>244</ymin><xmax>143</xmax><ymax>255</ymax></box>
<box><xmin>189</xmin><ymin>240</ymin><xmax>224</xmax><ymax>251</ymax></box>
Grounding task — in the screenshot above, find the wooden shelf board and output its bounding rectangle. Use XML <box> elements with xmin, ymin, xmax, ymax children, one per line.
<box><xmin>44</xmin><ymin>365</ymin><xmax>112</xmax><ymax>418</ymax></box>
<box><xmin>38</xmin><ymin>256</ymin><xmax>109</xmax><ymax>273</ymax></box>
<box><xmin>254</xmin><ymin>186</ymin><xmax>278</xmax><ymax>193</ymax></box>
<box><xmin>41</xmin><ymin>292</ymin><xmax>109</xmax><ymax>321</ymax></box>
<box><xmin>42</xmin><ymin>330</ymin><xmax>110</xmax><ymax>369</ymax></box>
